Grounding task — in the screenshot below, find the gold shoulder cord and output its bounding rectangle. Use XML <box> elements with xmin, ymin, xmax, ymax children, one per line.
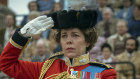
<box><xmin>39</xmin><ymin>58</ymin><xmax>72</xmax><ymax>79</ymax></box>
<box><xmin>39</xmin><ymin>58</ymin><xmax>57</xmax><ymax>79</ymax></box>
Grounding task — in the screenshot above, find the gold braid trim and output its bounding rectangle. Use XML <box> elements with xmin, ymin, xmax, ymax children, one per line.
<box><xmin>39</xmin><ymin>58</ymin><xmax>57</xmax><ymax>79</ymax></box>
<box><xmin>45</xmin><ymin>72</ymin><xmax>73</xmax><ymax>79</ymax></box>
<box><xmin>10</xmin><ymin>38</ymin><xmax>23</xmax><ymax>49</ymax></box>
<box><xmin>21</xmin><ymin>38</ymin><xmax>31</xmax><ymax>53</ymax></box>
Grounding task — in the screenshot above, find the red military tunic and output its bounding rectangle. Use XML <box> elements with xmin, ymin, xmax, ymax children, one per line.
<box><xmin>0</xmin><ymin>29</ymin><xmax>117</xmax><ymax>79</ymax></box>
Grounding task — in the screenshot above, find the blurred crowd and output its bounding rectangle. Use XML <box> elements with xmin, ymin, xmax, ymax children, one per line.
<box><xmin>0</xmin><ymin>0</ymin><xmax>140</xmax><ymax>79</ymax></box>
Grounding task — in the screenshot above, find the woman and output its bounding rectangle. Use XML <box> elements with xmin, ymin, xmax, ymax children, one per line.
<box><xmin>0</xmin><ymin>10</ymin><xmax>117</xmax><ymax>79</ymax></box>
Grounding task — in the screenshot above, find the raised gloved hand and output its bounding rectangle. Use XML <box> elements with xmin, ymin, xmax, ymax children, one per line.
<box><xmin>20</xmin><ymin>15</ymin><xmax>54</xmax><ymax>37</ymax></box>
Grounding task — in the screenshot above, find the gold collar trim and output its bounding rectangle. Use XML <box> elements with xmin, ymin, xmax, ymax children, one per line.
<box><xmin>65</xmin><ymin>53</ymin><xmax>89</xmax><ymax>66</ymax></box>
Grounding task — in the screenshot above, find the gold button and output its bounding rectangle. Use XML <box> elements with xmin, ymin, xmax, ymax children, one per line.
<box><xmin>70</xmin><ymin>68</ymin><xmax>74</xmax><ymax>71</ymax></box>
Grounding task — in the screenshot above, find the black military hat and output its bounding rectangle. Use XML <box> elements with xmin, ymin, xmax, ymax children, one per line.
<box><xmin>48</xmin><ymin>10</ymin><xmax>98</xmax><ymax>29</ymax></box>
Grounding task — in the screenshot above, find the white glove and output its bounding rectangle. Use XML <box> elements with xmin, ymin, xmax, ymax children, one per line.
<box><xmin>20</xmin><ymin>15</ymin><xmax>54</xmax><ymax>37</ymax></box>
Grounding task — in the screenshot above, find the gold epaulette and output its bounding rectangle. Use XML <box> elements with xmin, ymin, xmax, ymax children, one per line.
<box><xmin>89</xmin><ymin>61</ymin><xmax>112</xmax><ymax>69</ymax></box>
<box><xmin>49</xmin><ymin>52</ymin><xmax>64</xmax><ymax>59</ymax></box>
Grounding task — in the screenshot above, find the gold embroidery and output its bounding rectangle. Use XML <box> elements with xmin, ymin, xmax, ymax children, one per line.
<box><xmin>40</xmin><ymin>53</ymin><xmax>90</xmax><ymax>79</ymax></box>
<box><xmin>39</xmin><ymin>58</ymin><xmax>57</xmax><ymax>79</ymax></box>
<box><xmin>70</xmin><ymin>68</ymin><xmax>74</xmax><ymax>72</ymax></box>
<box><xmin>49</xmin><ymin>52</ymin><xmax>63</xmax><ymax>59</ymax></box>
<box><xmin>65</xmin><ymin>53</ymin><xmax>89</xmax><ymax>66</ymax></box>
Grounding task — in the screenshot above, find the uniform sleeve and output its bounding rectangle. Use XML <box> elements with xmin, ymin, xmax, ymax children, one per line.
<box><xmin>0</xmin><ymin>28</ymin><xmax>43</xmax><ymax>79</ymax></box>
<box><xmin>101</xmin><ymin>69</ymin><xmax>117</xmax><ymax>79</ymax></box>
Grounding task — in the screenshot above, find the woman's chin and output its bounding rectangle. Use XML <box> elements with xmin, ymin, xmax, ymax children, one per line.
<box><xmin>64</xmin><ymin>53</ymin><xmax>77</xmax><ymax>58</ymax></box>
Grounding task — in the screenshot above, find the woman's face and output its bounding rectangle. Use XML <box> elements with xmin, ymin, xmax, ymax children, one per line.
<box><xmin>60</xmin><ymin>28</ymin><xmax>89</xmax><ymax>58</ymax></box>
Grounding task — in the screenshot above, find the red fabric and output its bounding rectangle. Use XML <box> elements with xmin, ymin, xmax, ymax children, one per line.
<box><xmin>0</xmin><ymin>42</ymin><xmax>43</xmax><ymax>79</ymax></box>
<box><xmin>0</xmin><ymin>42</ymin><xmax>117</xmax><ymax>79</ymax></box>
<box><xmin>101</xmin><ymin>69</ymin><xmax>117</xmax><ymax>79</ymax></box>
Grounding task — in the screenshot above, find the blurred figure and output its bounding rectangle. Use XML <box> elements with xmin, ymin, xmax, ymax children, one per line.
<box><xmin>90</xmin><ymin>37</ymin><xmax>106</xmax><ymax>62</ymax></box>
<box><xmin>24</xmin><ymin>34</ymin><xmax>42</xmax><ymax>61</ymax></box>
<box><xmin>24</xmin><ymin>11</ymin><xmax>42</xmax><ymax>61</ymax></box>
<box><xmin>115</xmin><ymin>0</ymin><xmax>133</xmax><ymax>20</ymax></box>
<box><xmin>37</xmin><ymin>0</ymin><xmax>55</xmax><ymax>15</ymax></box>
<box><xmin>115</xmin><ymin>37</ymin><xmax>140</xmax><ymax>79</ymax></box>
<box><xmin>138</xmin><ymin>36</ymin><xmax>140</xmax><ymax>50</ymax></box>
<box><xmin>98</xmin><ymin>43</ymin><xmax>116</xmax><ymax>67</ymax></box>
<box><xmin>135</xmin><ymin>0</ymin><xmax>140</xmax><ymax>5</ymax></box>
<box><xmin>0</xmin><ymin>13</ymin><xmax>5</xmax><ymax>29</ymax></box>
<box><xmin>98</xmin><ymin>0</ymin><xmax>108</xmax><ymax>11</ymax></box>
<box><xmin>20</xmin><ymin>1</ymin><xmax>39</xmax><ymax>27</ymax></box>
<box><xmin>0</xmin><ymin>13</ymin><xmax>16</xmax><ymax>79</ymax></box>
<box><xmin>0</xmin><ymin>4</ymin><xmax>15</xmax><ymax>29</ymax></box>
<box><xmin>48</xmin><ymin>29</ymin><xmax>62</xmax><ymax>53</ymax></box>
<box><xmin>96</xmin><ymin>7</ymin><xmax>118</xmax><ymax>38</ymax></box>
<box><xmin>50</xmin><ymin>2</ymin><xmax>62</xmax><ymax>13</ymax></box>
<box><xmin>0</xmin><ymin>13</ymin><xmax>17</xmax><ymax>48</ymax></box>
<box><xmin>42</xmin><ymin>2</ymin><xmax>62</xmax><ymax>39</ymax></box>
<box><xmin>29</xmin><ymin>11</ymin><xmax>40</xmax><ymax>20</ymax></box>
<box><xmin>108</xmin><ymin>20</ymin><xmax>131</xmax><ymax>56</ymax></box>
<box><xmin>128</xmin><ymin>4</ymin><xmax>140</xmax><ymax>38</ymax></box>
<box><xmin>107</xmin><ymin>0</ymin><xmax>123</xmax><ymax>11</ymax></box>
<box><xmin>97</xmin><ymin>0</ymin><xmax>108</xmax><ymax>22</ymax></box>
<box><xmin>31</xmin><ymin>38</ymin><xmax>51</xmax><ymax>62</ymax></box>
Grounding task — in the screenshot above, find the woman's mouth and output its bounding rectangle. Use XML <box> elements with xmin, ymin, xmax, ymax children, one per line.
<box><xmin>66</xmin><ymin>47</ymin><xmax>74</xmax><ymax>50</ymax></box>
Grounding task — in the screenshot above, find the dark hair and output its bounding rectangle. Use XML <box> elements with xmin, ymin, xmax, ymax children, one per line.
<box><xmin>55</xmin><ymin>27</ymin><xmax>98</xmax><ymax>52</ymax></box>
<box><xmin>28</xmin><ymin>1</ymin><xmax>39</xmax><ymax>11</ymax></box>
<box><xmin>134</xmin><ymin>4</ymin><xmax>140</xmax><ymax>10</ymax></box>
<box><xmin>101</xmin><ymin>43</ymin><xmax>112</xmax><ymax>52</ymax></box>
<box><xmin>124</xmin><ymin>37</ymin><xmax>139</xmax><ymax>51</ymax></box>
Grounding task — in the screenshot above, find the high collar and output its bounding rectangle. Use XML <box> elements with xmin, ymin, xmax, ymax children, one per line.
<box><xmin>65</xmin><ymin>53</ymin><xmax>89</xmax><ymax>66</ymax></box>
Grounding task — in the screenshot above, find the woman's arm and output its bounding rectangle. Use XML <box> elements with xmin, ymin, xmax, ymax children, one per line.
<box><xmin>0</xmin><ymin>29</ymin><xmax>43</xmax><ymax>79</ymax></box>
<box><xmin>0</xmin><ymin>15</ymin><xmax>54</xmax><ymax>79</ymax></box>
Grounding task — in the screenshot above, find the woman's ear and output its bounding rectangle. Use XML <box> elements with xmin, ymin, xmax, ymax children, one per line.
<box><xmin>86</xmin><ymin>42</ymin><xmax>90</xmax><ymax>48</ymax></box>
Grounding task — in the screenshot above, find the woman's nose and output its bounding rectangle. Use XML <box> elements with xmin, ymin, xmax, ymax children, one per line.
<box><xmin>66</xmin><ymin>36</ymin><xmax>73</xmax><ymax>44</ymax></box>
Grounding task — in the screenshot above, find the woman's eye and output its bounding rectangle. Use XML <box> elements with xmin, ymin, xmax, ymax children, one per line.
<box><xmin>73</xmin><ymin>34</ymin><xmax>79</xmax><ymax>37</ymax></box>
<box><xmin>61</xmin><ymin>35</ymin><xmax>67</xmax><ymax>38</ymax></box>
